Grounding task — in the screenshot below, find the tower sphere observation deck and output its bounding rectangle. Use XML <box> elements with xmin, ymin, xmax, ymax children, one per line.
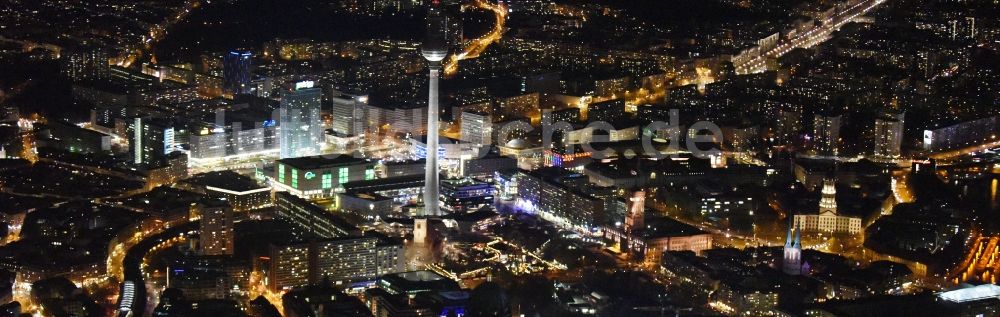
<box><xmin>421</xmin><ymin>3</ymin><xmax>449</xmax><ymax>62</ymax></box>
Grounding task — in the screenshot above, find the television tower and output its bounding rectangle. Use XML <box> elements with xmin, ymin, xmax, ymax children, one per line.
<box><xmin>421</xmin><ymin>1</ymin><xmax>448</xmax><ymax>217</ymax></box>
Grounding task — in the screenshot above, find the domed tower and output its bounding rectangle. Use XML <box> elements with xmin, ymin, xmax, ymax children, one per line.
<box><xmin>421</xmin><ymin>0</ymin><xmax>449</xmax><ymax>217</ymax></box>
<box><xmin>818</xmin><ymin>177</ymin><xmax>838</xmax><ymax>216</ymax></box>
<box><xmin>421</xmin><ymin>1</ymin><xmax>449</xmax><ymax>63</ymax></box>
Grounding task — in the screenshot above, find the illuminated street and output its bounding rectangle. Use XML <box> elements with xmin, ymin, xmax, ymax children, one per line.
<box><xmin>116</xmin><ymin>0</ymin><xmax>202</xmax><ymax>67</ymax></box>
<box><xmin>443</xmin><ymin>0</ymin><xmax>507</xmax><ymax>76</ymax></box>
<box><xmin>734</xmin><ymin>0</ymin><xmax>887</xmax><ymax>74</ymax></box>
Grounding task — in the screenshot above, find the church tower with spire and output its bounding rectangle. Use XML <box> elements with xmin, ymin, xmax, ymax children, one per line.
<box><xmin>783</xmin><ymin>221</ymin><xmax>802</xmax><ymax>275</ymax></box>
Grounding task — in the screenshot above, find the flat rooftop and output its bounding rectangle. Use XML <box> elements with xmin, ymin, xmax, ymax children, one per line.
<box><xmin>641</xmin><ymin>216</ymin><xmax>708</xmax><ymax>239</ymax></box>
<box><xmin>343</xmin><ymin>175</ymin><xmax>424</xmax><ymax>194</ymax></box>
<box><xmin>393</xmin><ymin>270</ymin><xmax>446</xmax><ymax>282</ymax></box>
<box><xmin>440</xmin><ymin>177</ymin><xmax>490</xmax><ymax>189</ymax></box>
<box><xmin>184</xmin><ymin>170</ymin><xmax>266</xmax><ymax>192</ymax></box>
<box><xmin>277</xmin><ymin>155</ymin><xmax>372</xmax><ymax>170</ymax></box>
<box><xmin>379</xmin><ymin>270</ymin><xmax>460</xmax><ymax>294</ymax></box>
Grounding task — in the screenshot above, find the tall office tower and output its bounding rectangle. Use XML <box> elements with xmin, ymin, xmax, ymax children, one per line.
<box><xmin>421</xmin><ymin>2</ymin><xmax>448</xmax><ymax>217</ymax></box>
<box><xmin>196</xmin><ymin>201</ymin><xmax>234</xmax><ymax>256</ymax></box>
<box><xmin>61</xmin><ymin>46</ymin><xmax>110</xmax><ymax>82</ymax></box>
<box><xmin>131</xmin><ymin>117</ymin><xmax>175</xmax><ymax>165</ymax></box>
<box><xmin>460</xmin><ymin>110</ymin><xmax>492</xmax><ymax>146</ymax></box>
<box><xmin>812</xmin><ymin>113</ymin><xmax>841</xmax><ymax>157</ymax></box>
<box><xmin>873</xmin><ymin>112</ymin><xmax>904</xmax><ymax>159</ymax></box>
<box><xmin>330</xmin><ymin>93</ymin><xmax>368</xmax><ymax>136</ymax></box>
<box><xmin>782</xmin><ymin>222</ymin><xmax>802</xmax><ymax>276</ymax></box>
<box><xmin>223</xmin><ymin>50</ymin><xmax>252</xmax><ymax>95</ymax></box>
<box><xmin>279</xmin><ymin>82</ymin><xmax>323</xmax><ymax>159</ymax></box>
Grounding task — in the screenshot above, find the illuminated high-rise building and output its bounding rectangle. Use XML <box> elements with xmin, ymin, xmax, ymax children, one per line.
<box><xmin>267</xmin><ymin>243</ymin><xmax>311</xmax><ymax>291</ymax></box>
<box><xmin>223</xmin><ymin>50</ymin><xmax>252</xmax><ymax>95</ymax></box>
<box><xmin>62</xmin><ymin>46</ymin><xmax>110</xmax><ymax>82</ymax></box>
<box><xmin>421</xmin><ymin>1</ymin><xmax>448</xmax><ymax>217</ymax></box>
<box><xmin>273</xmin><ymin>191</ymin><xmax>362</xmax><ymax>237</ymax></box>
<box><xmin>279</xmin><ymin>82</ymin><xmax>323</xmax><ymax>159</ymax></box>
<box><xmin>773</xmin><ymin>107</ymin><xmax>802</xmax><ymax>145</ymax></box>
<box><xmin>873</xmin><ymin>112</ymin><xmax>904</xmax><ymax>159</ymax></box>
<box><xmin>131</xmin><ymin>117</ymin><xmax>176</xmax><ymax>165</ymax></box>
<box><xmin>267</xmin><ymin>236</ymin><xmax>405</xmax><ymax>291</ymax></box>
<box><xmin>196</xmin><ymin>200</ymin><xmax>234</xmax><ymax>256</ymax></box>
<box><xmin>330</xmin><ymin>92</ymin><xmax>368</xmax><ymax>136</ymax></box>
<box><xmin>460</xmin><ymin>110</ymin><xmax>492</xmax><ymax>146</ymax></box>
<box><xmin>812</xmin><ymin>113</ymin><xmax>841</xmax><ymax>157</ymax></box>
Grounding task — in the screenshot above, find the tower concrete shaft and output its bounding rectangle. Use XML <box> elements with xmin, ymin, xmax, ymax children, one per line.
<box><xmin>423</xmin><ymin>61</ymin><xmax>442</xmax><ymax>217</ymax></box>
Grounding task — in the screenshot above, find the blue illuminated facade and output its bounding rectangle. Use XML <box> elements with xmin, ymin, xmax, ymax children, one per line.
<box><xmin>223</xmin><ymin>50</ymin><xmax>252</xmax><ymax>95</ymax></box>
